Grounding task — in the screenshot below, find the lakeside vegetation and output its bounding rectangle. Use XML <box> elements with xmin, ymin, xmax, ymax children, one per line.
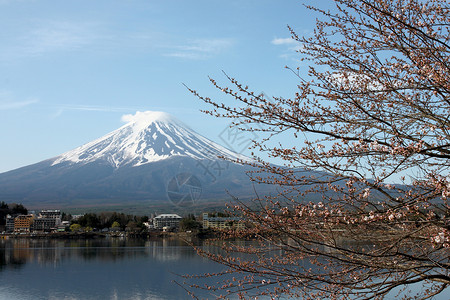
<box><xmin>0</xmin><ymin>202</ymin><xmax>225</xmax><ymax>240</ymax></box>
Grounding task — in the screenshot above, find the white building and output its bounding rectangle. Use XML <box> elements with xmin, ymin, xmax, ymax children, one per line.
<box><xmin>33</xmin><ymin>209</ymin><xmax>62</xmax><ymax>232</ymax></box>
<box><xmin>153</xmin><ymin>214</ymin><xmax>182</xmax><ymax>231</ymax></box>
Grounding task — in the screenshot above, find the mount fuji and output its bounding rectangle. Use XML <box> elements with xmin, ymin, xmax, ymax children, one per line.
<box><xmin>0</xmin><ymin>111</ymin><xmax>266</xmax><ymax>210</ymax></box>
<box><xmin>52</xmin><ymin>111</ymin><xmax>246</xmax><ymax>168</ymax></box>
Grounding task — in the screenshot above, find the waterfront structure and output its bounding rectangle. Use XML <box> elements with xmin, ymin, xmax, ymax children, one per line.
<box><xmin>33</xmin><ymin>218</ymin><xmax>61</xmax><ymax>232</ymax></box>
<box><xmin>143</xmin><ymin>221</ymin><xmax>154</xmax><ymax>230</ymax></box>
<box><xmin>202</xmin><ymin>213</ymin><xmax>244</xmax><ymax>230</ymax></box>
<box><xmin>71</xmin><ymin>214</ymin><xmax>84</xmax><ymax>220</ymax></box>
<box><xmin>14</xmin><ymin>214</ymin><xmax>34</xmax><ymax>233</ymax></box>
<box><xmin>33</xmin><ymin>210</ymin><xmax>62</xmax><ymax>232</ymax></box>
<box><xmin>153</xmin><ymin>214</ymin><xmax>182</xmax><ymax>231</ymax></box>
<box><xmin>5</xmin><ymin>215</ymin><xmax>15</xmax><ymax>233</ymax></box>
<box><xmin>39</xmin><ymin>210</ymin><xmax>61</xmax><ymax>219</ymax></box>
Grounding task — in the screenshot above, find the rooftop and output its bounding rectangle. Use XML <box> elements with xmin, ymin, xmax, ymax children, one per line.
<box><xmin>154</xmin><ymin>214</ymin><xmax>182</xmax><ymax>219</ymax></box>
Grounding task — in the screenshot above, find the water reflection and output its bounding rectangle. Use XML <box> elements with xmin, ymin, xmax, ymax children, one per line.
<box><xmin>0</xmin><ymin>237</ymin><xmax>204</xmax><ymax>269</ymax></box>
<box><xmin>1</xmin><ymin>238</ymin><xmax>445</xmax><ymax>299</ymax></box>
<box><xmin>0</xmin><ymin>237</ymin><xmax>222</xmax><ymax>300</ymax></box>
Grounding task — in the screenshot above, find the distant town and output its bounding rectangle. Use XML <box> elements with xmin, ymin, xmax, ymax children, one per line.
<box><xmin>0</xmin><ymin>202</ymin><xmax>244</xmax><ymax>237</ymax></box>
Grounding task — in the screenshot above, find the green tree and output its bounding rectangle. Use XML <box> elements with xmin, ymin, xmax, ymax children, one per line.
<box><xmin>179</xmin><ymin>216</ymin><xmax>201</xmax><ymax>232</ymax></box>
<box><xmin>111</xmin><ymin>221</ymin><xmax>121</xmax><ymax>229</ymax></box>
<box><xmin>9</xmin><ymin>203</ymin><xmax>27</xmax><ymax>215</ymax></box>
<box><xmin>0</xmin><ymin>202</ymin><xmax>9</xmax><ymax>226</ymax></box>
<box><xmin>125</xmin><ymin>221</ymin><xmax>139</xmax><ymax>232</ymax></box>
<box><xmin>107</xmin><ymin>212</ymin><xmax>131</xmax><ymax>229</ymax></box>
<box><xmin>61</xmin><ymin>212</ymin><xmax>72</xmax><ymax>222</ymax></box>
<box><xmin>69</xmin><ymin>223</ymin><xmax>82</xmax><ymax>232</ymax></box>
<box><xmin>77</xmin><ymin>213</ymin><xmax>101</xmax><ymax>229</ymax></box>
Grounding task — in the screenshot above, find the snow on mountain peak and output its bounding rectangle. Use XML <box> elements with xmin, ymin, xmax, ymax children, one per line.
<box><xmin>52</xmin><ymin>110</ymin><xmax>246</xmax><ymax>168</ymax></box>
<box><xmin>122</xmin><ymin>111</ymin><xmax>174</xmax><ymax>126</ymax></box>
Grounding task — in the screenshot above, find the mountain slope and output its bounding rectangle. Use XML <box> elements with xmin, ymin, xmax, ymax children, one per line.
<box><xmin>0</xmin><ymin>111</ymin><xmax>266</xmax><ymax>209</ymax></box>
<box><xmin>52</xmin><ymin>111</ymin><xmax>245</xmax><ymax>168</ymax></box>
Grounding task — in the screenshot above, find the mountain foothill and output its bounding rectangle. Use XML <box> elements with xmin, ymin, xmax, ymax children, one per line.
<box><xmin>0</xmin><ymin>111</ymin><xmax>272</xmax><ymax>210</ymax></box>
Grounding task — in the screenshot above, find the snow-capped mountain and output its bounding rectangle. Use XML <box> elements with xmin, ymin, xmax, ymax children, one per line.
<box><xmin>52</xmin><ymin>111</ymin><xmax>245</xmax><ymax>168</ymax></box>
<box><xmin>0</xmin><ymin>111</ymin><xmax>265</xmax><ymax>210</ymax></box>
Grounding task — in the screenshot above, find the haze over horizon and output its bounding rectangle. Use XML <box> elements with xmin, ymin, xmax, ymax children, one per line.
<box><xmin>0</xmin><ymin>0</ymin><xmax>322</xmax><ymax>174</ymax></box>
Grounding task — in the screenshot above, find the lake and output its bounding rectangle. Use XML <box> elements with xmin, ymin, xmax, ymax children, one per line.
<box><xmin>0</xmin><ymin>237</ymin><xmax>227</xmax><ymax>300</ymax></box>
<box><xmin>1</xmin><ymin>237</ymin><xmax>448</xmax><ymax>300</ymax></box>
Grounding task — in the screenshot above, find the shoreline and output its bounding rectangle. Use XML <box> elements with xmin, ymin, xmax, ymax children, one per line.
<box><xmin>0</xmin><ymin>230</ymin><xmax>217</xmax><ymax>240</ymax></box>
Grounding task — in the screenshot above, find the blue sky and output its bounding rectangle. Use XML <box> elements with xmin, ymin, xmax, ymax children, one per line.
<box><xmin>0</xmin><ymin>0</ymin><xmax>320</xmax><ymax>173</ymax></box>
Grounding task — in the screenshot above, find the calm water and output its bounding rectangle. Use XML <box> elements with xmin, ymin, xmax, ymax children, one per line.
<box><xmin>0</xmin><ymin>237</ymin><xmax>227</xmax><ymax>300</ymax></box>
<box><xmin>1</xmin><ymin>237</ymin><xmax>448</xmax><ymax>300</ymax></box>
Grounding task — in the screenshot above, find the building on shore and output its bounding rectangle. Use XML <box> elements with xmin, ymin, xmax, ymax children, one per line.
<box><xmin>153</xmin><ymin>214</ymin><xmax>182</xmax><ymax>231</ymax></box>
<box><xmin>5</xmin><ymin>215</ymin><xmax>15</xmax><ymax>233</ymax></box>
<box><xmin>33</xmin><ymin>218</ymin><xmax>61</xmax><ymax>232</ymax></box>
<box><xmin>202</xmin><ymin>213</ymin><xmax>245</xmax><ymax>230</ymax></box>
<box><xmin>5</xmin><ymin>210</ymin><xmax>63</xmax><ymax>233</ymax></box>
<box><xmin>14</xmin><ymin>214</ymin><xmax>34</xmax><ymax>233</ymax></box>
<box><xmin>39</xmin><ymin>210</ymin><xmax>61</xmax><ymax>219</ymax></box>
<box><xmin>33</xmin><ymin>210</ymin><xmax>62</xmax><ymax>233</ymax></box>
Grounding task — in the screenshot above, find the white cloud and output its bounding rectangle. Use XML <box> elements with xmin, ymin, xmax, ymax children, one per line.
<box><xmin>21</xmin><ymin>21</ymin><xmax>98</xmax><ymax>55</ymax></box>
<box><xmin>271</xmin><ymin>37</ymin><xmax>302</xmax><ymax>51</ymax></box>
<box><xmin>121</xmin><ymin>111</ymin><xmax>169</xmax><ymax>124</ymax></box>
<box><xmin>52</xmin><ymin>105</ymin><xmax>138</xmax><ymax>119</ymax></box>
<box><xmin>0</xmin><ymin>18</ymin><xmax>162</xmax><ymax>60</ymax></box>
<box><xmin>1</xmin><ymin>15</ymin><xmax>232</xmax><ymax>61</ymax></box>
<box><xmin>0</xmin><ymin>90</ymin><xmax>38</xmax><ymax>110</ymax></box>
<box><xmin>121</xmin><ymin>113</ymin><xmax>135</xmax><ymax>123</ymax></box>
<box><xmin>271</xmin><ymin>37</ymin><xmax>297</xmax><ymax>46</ymax></box>
<box><xmin>0</xmin><ymin>20</ymin><xmax>107</xmax><ymax>61</ymax></box>
<box><xmin>164</xmin><ymin>38</ymin><xmax>235</xmax><ymax>59</ymax></box>
<box><xmin>271</xmin><ymin>37</ymin><xmax>303</xmax><ymax>60</ymax></box>
<box><xmin>0</xmin><ymin>99</ymin><xmax>38</xmax><ymax>110</ymax></box>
